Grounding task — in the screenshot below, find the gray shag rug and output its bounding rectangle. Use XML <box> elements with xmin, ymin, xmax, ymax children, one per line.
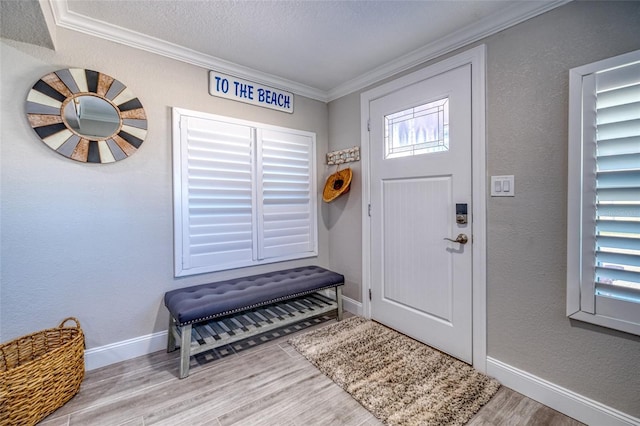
<box><xmin>288</xmin><ymin>316</ymin><xmax>500</xmax><ymax>426</ymax></box>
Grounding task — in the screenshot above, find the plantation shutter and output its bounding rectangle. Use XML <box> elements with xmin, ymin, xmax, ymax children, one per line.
<box><xmin>180</xmin><ymin>116</ymin><xmax>255</xmax><ymax>272</ymax></box>
<box><xmin>588</xmin><ymin>61</ymin><xmax>640</xmax><ymax>308</ymax></box>
<box><xmin>257</xmin><ymin>129</ymin><xmax>316</xmax><ymax>260</ymax></box>
<box><xmin>174</xmin><ymin>108</ymin><xmax>318</xmax><ymax>277</ymax></box>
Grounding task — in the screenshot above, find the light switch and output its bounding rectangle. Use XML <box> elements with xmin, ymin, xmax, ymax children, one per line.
<box><xmin>491</xmin><ymin>175</ymin><xmax>515</xmax><ymax>197</ymax></box>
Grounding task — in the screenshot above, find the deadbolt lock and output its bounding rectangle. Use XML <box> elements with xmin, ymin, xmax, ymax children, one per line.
<box><xmin>456</xmin><ymin>203</ymin><xmax>468</xmax><ymax>224</ymax></box>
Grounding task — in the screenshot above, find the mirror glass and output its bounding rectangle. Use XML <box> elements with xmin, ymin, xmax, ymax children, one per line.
<box><xmin>62</xmin><ymin>95</ymin><xmax>120</xmax><ymax>139</ymax></box>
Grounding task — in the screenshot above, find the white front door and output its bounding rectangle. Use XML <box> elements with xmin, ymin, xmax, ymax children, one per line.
<box><xmin>368</xmin><ymin>64</ymin><xmax>473</xmax><ymax>363</ymax></box>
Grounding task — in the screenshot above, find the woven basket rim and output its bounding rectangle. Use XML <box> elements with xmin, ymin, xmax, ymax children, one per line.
<box><xmin>0</xmin><ymin>318</ymin><xmax>84</xmax><ymax>375</ymax></box>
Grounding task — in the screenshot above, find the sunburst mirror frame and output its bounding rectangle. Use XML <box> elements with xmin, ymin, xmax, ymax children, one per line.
<box><xmin>26</xmin><ymin>68</ymin><xmax>147</xmax><ymax>163</ymax></box>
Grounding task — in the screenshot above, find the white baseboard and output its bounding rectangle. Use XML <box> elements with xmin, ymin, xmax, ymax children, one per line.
<box><xmin>316</xmin><ymin>289</ymin><xmax>362</xmax><ymax>316</ymax></box>
<box><xmin>84</xmin><ymin>296</ymin><xmax>362</xmax><ymax>371</ymax></box>
<box><xmin>84</xmin><ymin>331</ymin><xmax>168</xmax><ymax>371</ymax></box>
<box><xmin>487</xmin><ymin>357</ymin><xmax>639</xmax><ymax>426</ymax></box>
<box><xmin>342</xmin><ymin>295</ymin><xmax>362</xmax><ymax>316</ymax></box>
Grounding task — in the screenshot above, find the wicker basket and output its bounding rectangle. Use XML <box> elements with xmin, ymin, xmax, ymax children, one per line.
<box><xmin>0</xmin><ymin>317</ymin><xmax>85</xmax><ymax>425</ymax></box>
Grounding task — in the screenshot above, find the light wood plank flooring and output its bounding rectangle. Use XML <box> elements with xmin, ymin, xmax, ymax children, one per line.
<box><xmin>40</xmin><ymin>316</ymin><xmax>584</xmax><ymax>426</ymax></box>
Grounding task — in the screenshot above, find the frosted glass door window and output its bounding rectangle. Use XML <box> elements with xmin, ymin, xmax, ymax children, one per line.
<box><xmin>385</xmin><ymin>98</ymin><xmax>449</xmax><ymax>159</ymax></box>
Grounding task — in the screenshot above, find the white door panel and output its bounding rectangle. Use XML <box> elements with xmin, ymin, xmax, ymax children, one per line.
<box><xmin>369</xmin><ymin>64</ymin><xmax>472</xmax><ymax>363</ymax></box>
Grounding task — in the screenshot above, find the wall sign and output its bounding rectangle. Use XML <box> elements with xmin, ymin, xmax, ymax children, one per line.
<box><xmin>208</xmin><ymin>71</ymin><xmax>294</xmax><ymax>114</ymax></box>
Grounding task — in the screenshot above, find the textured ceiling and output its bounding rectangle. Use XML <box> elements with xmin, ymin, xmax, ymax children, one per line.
<box><xmin>66</xmin><ymin>0</ymin><xmax>511</xmax><ymax>92</ymax></box>
<box><xmin>3</xmin><ymin>0</ymin><xmax>569</xmax><ymax>100</ymax></box>
<box><xmin>0</xmin><ymin>0</ymin><xmax>54</xmax><ymax>49</ymax></box>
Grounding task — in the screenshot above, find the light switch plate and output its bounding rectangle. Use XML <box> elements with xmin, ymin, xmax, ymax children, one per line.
<box><xmin>491</xmin><ymin>175</ymin><xmax>515</xmax><ymax>197</ymax></box>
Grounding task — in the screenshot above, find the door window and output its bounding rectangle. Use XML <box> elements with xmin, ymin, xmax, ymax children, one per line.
<box><xmin>385</xmin><ymin>97</ymin><xmax>449</xmax><ymax>159</ymax></box>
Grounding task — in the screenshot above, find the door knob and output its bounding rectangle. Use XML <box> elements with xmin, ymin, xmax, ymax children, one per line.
<box><xmin>444</xmin><ymin>233</ymin><xmax>468</xmax><ymax>244</ymax></box>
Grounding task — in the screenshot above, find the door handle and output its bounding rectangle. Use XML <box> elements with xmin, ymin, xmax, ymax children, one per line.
<box><xmin>444</xmin><ymin>233</ymin><xmax>468</xmax><ymax>244</ymax></box>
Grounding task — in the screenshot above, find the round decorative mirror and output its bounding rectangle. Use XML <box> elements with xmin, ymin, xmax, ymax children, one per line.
<box><xmin>26</xmin><ymin>68</ymin><xmax>147</xmax><ymax>163</ymax></box>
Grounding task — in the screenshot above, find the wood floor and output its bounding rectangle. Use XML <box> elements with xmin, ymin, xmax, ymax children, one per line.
<box><xmin>40</xmin><ymin>316</ymin><xmax>584</xmax><ymax>426</ymax></box>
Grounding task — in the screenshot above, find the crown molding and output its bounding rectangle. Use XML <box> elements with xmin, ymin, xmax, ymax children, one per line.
<box><xmin>47</xmin><ymin>0</ymin><xmax>570</xmax><ymax>104</ymax></box>
<box><xmin>326</xmin><ymin>0</ymin><xmax>571</xmax><ymax>101</ymax></box>
<box><xmin>47</xmin><ymin>0</ymin><xmax>328</xmax><ymax>102</ymax></box>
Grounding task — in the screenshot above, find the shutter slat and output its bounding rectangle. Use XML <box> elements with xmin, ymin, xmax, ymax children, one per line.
<box><xmin>595</xmin><ymin>62</ymin><xmax>640</xmax><ymax>93</ymax></box>
<box><xmin>596</xmin><ymin>118</ymin><xmax>640</xmax><ymax>141</ymax></box>
<box><xmin>597</xmin><ymin>235</ymin><xmax>640</xmax><ymax>251</ymax></box>
<box><xmin>190</xmin><ymin>241</ymin><xmax>253</xmax><ymax>255</ymax></box>
<box><xmin>596</xmin><ymin>136</ymin><xmax>640</xmax><ymax>156</ymax></box>
<box><xmin>597</xmin><ymin>102</ymin><xmax>640</xmax><ymax>125</ymax></box>
<box><xmin>597</xmin><ymin>219</ymin><xmax>640</xmax><ymax>234</ymax></box>
<box><xmin>263</xmin><ymin>218</ymin><xmax>310</xmax><ymax>230</ymax></box>
<box><xmin>261</xmin><ymin>138</ymin><xmax>310</xmax><ymax>154</ymax></box>
<box><xmin>596</xmin><ymin>266</ymin><xmax>640</xmax><ymax>285</ymax></box>
<box><xmin>597</xmin><ymin>169</ymin><xmax>640</xmax><ymax>188</ymax></box>
<box><xmin>596</xmin><ymin>188</ymin><xmax>640</xmax><ymax>202</ymax></box>
<box><xmin>596</xmin><ymin>82</ymin><xmax>640</xmax><ymax>109</ymax></box>
<box><xmin>596</xmin><ymin>153</ymin><xmax>640</xmax><ymax>171</ymax></box>
<box><xmin>190</xmin><ymin>223</ymin><xmax>252</xmax><ymax>236</ymax></box>
<box><xmin>189</xmin><ymin>181</ymin><xmax>252</xmax><ymax>191</ymax></box>
<box><xmin>263</xmin><ymin>148</ymin><xmax>310</xmax><ymax>161</ymax></box>
<box><xmin>190</xmin><ymin>214</ymin><xmax>252</xmax><ymax>226</ymax></box>
<box><xmin>596</xmin><ymin>203</ymin><xmax>640</xmax><ymax>218</ymax></box>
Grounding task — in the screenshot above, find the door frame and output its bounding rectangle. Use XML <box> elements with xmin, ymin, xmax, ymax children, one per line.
<box><xmin>360</xmin><ymin>45</ymin><xmax>487</xmax><ymax>372</ymax></box>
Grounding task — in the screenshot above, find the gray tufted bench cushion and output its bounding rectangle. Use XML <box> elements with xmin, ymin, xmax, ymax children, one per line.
<box><xmin>165</xmin><ymin>265</ymin><xmax>344</xmax><ymax>326</ymax></box>
<box><xmin>164</xmin><ymin>265</ymin><xmax>344</xmax><ymax>378</ymax></box>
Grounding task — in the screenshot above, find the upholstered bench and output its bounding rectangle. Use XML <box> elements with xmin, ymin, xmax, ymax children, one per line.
<box><xmin>164</xmin><ymin>265</ymin><xmax>344</xmax><ymax>378</ymax></box>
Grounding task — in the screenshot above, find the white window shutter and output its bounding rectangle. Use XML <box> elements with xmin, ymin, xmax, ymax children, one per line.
<box><xmin>173</xmin><ymin>108</ymin><xmax>318</xmax><ymax>276</ymax></box>
<box><xmin>257</xmin><ymin>128</ymin><xmax>316</xmax><ymax>260</ymax></box>
<box><xmin>568</xmin><ymin>50</ymin><xmax>640</xmax><ymax>335</ymax></box>
<box><xmin>593</xmin><ymin>62</ymin><xmax>640</xmax><ymax>300</ymax></box>
<box><xmin>181</xmin><ymin>116</ymin><xmax>255</xmax><ymax>273</ymax></box>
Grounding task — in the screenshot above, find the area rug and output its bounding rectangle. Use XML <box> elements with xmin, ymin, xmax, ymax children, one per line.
<box><xmin>288</xmin><ymin>316</ymin><xmax>500</xmax><ymax>426</ymax></box>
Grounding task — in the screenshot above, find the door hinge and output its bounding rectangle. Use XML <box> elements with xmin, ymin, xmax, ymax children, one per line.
<box><xmin>368</xmin><ymin>204</ymin><xmax>371</xmax><ymax>217</ymax></box>
<box><xmin>367</xmin><ymin>120</ymin><xmax>370</xmax><ymax>132</ymax></box>
<box><xmin>369</xmin><ymin>289</ymin><xmax>372</xmax><ymax>301</ymax></box>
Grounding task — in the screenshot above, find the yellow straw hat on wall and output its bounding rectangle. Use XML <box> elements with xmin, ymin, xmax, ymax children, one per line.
<box><xmin>323</xmin><ymin>168</ymin><xmax>353</xmax><ymax>203</ymax></box>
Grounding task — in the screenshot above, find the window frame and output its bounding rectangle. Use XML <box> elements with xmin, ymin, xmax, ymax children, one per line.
<box><xmin>567</xmin><ymin>49</ymin><xmax>640</xmax><ymax>336</ymax></box>
<box><xmin>172</xmin><ymin>107</ymin><xmax>318</xmax><ymax>277</ymax></box>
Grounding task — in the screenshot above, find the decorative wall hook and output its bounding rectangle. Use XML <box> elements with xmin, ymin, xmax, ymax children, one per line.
<box><xmin>326</xmin><ymin>146</ymin><xmax>360</xmax><ymax>165</ymax></box>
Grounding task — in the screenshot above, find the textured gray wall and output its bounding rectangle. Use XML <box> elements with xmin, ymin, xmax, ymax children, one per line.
<box><xmin>326</xmin><ymin>93</ymin><xmax>363</xmax><ymax>301</ymax></box>
<box><xmin>0</xmin><ymin>29</ymin><xmax>329</xmax><ymax>348</ymax></box>
<box><xmin>327</xmin><ymin>1</ymin><xmax>640</xmax><ymax>416</ymax></box>
<box><xmin>484</xmin><ymin>1</ymin><xmax>640</xmax><ymax>415</ymax></box>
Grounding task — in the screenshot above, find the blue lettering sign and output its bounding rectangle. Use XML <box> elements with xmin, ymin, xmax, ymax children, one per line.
<box><xmin>214</xmin><ymin>76</ymin><xmax>229</xmax><ymax>94</ymax></box>
<box><xmin>234</xmin><ymin>81</ymin><xmax>254</xmax><ymax>100</ymax></box>
<box><xmin>209</xmin><ymin>71</ymin><xmax>293</xmax><ymax>113</ymax></box>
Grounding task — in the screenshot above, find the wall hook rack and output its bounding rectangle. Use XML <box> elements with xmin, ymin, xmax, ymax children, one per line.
<box><xmin>326</xmin><ymin>146</ymin><xmax>360</xmax><ymax>165</ymax></box>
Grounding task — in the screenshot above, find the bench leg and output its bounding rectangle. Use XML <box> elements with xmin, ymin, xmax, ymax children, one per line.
<box><xmin>336</xmin><ymin>286</ymin><xmax>343</xmax><ymax>321</ymax></box>
<box><xmin>179</xmin><ymin>324</ymin><xmax>192</xmax><ymax>379</ymax></box>
<box><xmin>167</xmin><ymin>316</ymin><xmax>177</xmax><ymax>352</ymax></box>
